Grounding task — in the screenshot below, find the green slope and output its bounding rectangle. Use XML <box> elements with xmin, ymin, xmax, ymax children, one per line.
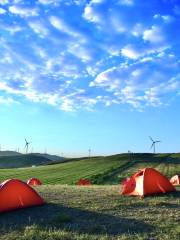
<box><xmin>0</xmin><ymin>153</ymin><xmax>179</xmax><ymax>184</ymax></box>
<box><xmin>0</xmin><ymin>155</ymin><xmax>129</xmax><ymax>184</ymax></box>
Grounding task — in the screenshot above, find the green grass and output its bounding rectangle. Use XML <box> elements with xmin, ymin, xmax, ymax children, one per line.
<box><xmin>0</xmin><ymin>153</ymin><xmax>179</xmax><ymax>185</ymax></box>
<box><xmin>0</xmin><ymin>185</ymin><xmax>179</xmax><ymax>240</ymax></box>
<box><xmin>0</xmin><ymin>156</ymin><xmax>129</xmax><ymax>184</ymax></box>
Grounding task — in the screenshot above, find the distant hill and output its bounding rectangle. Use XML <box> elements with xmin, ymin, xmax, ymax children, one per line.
<box><xmin>0</xmin><ymin>151</ymin><xmax>65</xmax><ymax>168</ymax></box>
<box><xmin>0</xmin><ymin>151</ymin><xmax>21</xmax><ymax>157</ymax></box>
<box><xmin>32</xmin><ymin>153</ymin><xmax>65</xmax><ymax>161</ymax></box>
<box><xmin>0</xmin><ymin>154</ymin><xmax>51</xmax><ymax>168</ymax></box>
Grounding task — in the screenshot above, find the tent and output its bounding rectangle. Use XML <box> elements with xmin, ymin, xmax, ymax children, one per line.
<box><xmin>170</xmin><ymin>175</ymin><xmax>180</xmax><ymax>185</ymax></box>
<box><xmin>121</xmin><ymin>168</ymin><xmax>176</xmax><ymax>197</ymax></box>
<box><xmin>77</xmin><ymin>178</ymin><xmax>92</xmax><ymax>186</ymax></box>
<box><xmin>27</xmin><ymin>178</ymin><xmax>42</xmax><ymax>186</ymax></box>
<box><xmin>0</xmin><ymin>179</ymin><xmax>44</xmax><ymax>213</ymax></box>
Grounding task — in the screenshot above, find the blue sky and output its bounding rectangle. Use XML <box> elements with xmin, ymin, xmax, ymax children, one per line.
<box><xmin>0</xmin><ymin>0</ymin><xmax>180</xmax><ymax>156</ymax></box>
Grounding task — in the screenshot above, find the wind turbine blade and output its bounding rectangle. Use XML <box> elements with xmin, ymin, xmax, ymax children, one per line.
<box><xmin>149</xmin><ymin>136</ymin><xmax>153</xmax><ymax>142</ymax></box>
<box><xmin>155</xmin><ymin>141</ymin><xmax>161</xmax><ymax>143</ymax></box>
<box><xmin>150</xmin><ymin>143</ymin><xmax>154</xmax><ymax>149</ymax></box>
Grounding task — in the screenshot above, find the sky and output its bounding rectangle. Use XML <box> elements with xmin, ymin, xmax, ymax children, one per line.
<box><xmin>0</xmin><ymin>0</ymin><xmax>180</xmax><ymax>156</ymax></box>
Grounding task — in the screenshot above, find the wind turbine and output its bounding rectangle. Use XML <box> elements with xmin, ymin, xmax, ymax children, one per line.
<box><xmin>128</xmin><ymin>150</ymin><xmax>133</xmax><ymax>161</ymax></box>
<box><xmin>149</xmin><ymin>136</ymin><xmax>161</xmax><ymax>154</ymax></box>
<box><xmin>24</xmin><ymin>138</ymin><xmax>31</xmax><ymax>154</ymax></box>
<box><xmin>88</xmin><ymin>148</ymin><xmax>91</xmax><ymax>158</ymax></box>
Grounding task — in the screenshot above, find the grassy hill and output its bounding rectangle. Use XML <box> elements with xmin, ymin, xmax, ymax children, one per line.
<box><xmin>0</xmin><ymin>154</ymin><xmax>51</xmax><ymax>169</ymax></box>
<box><xmin>0</xmin><ymin>153</ymin><xmax>179</xmax><ymax>184</ymax></box>
<box><xmin>0</xmin><ymin>185</ymin><xmax>179</xmax><ymax>240</ymax></box>
<box><xmin>0</xmin><ymin>151</ymin><xmax>21</xmax><ymax>157</ymax></box>
<box><xmin>32</xmin><ymin>153</ymin><xmax>65</xmax><ymax>162</ymax></box>
<box><xmin>0</xmin><ymin>152</ymin><xmax>65</xmax><ymax>168</ymax></box>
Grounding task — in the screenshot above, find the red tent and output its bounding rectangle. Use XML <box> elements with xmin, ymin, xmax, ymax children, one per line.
<box><xmin>170</xmin><ymin>175</ymin><xmax>180</xmax><ymax>185</ymax></box>
<box><xmin>0</xmin><ymin>179</ymin><xmax>44</xmax><ymax>213</ymax></box>
<box><xmin>27</xmin><ymin>178</ymin><xmax>42</xmax><ymax>186</ymax></box>
<box><xmin>77</xmin><ymin>178</ymin><xmax>92</xmax><ymax>186</ymax></box>
<box><xmin>121</xmin><ymin>168</ymin><xmax>176</xmax><ymax>197</ymax></box>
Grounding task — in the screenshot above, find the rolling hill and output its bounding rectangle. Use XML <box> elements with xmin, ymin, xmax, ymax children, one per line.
<box><xmin>0</xmin><ymin>154</ymin><xmax>51</xmax><ymax>168</ymax></box>
<box><xmin>32</xmin><ymin>153</ymin><xmax>65</xmax><ymax>162</ymax></box>
<box><xmin>0</xmin><ymin>151</ymin><xmax>21</xmax><ymax>157</ymax></box>
<box><xmin>0</xmin><ymin>152</ymin><xmax>65</xmax><ymax>168</ymax></box>
<box><xmin>0</xmin><ymin>153</ymin><xmax>179</xmax><ymax>184</ymax></box>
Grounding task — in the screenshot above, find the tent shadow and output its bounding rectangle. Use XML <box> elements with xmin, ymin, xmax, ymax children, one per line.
<box><xmin>0</xmin><ymin>203</ymin><xmax>153</xmax><ymax>236</ymax></box>
<box><xmin>149</xmin><ymin>190</ymin><xmax>180</xmax><ymax>198</ymax></box>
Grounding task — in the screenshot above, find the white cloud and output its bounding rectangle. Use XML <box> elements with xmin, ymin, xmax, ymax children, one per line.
<box><xmin>86</xmin><ymin>66</ymin><xmax>99</xmax><ymax>76</ymax></box>
<box><xmin>0</xmin><ymin>8</ymin><xmax>6</xmax><ymax>14</ymax></box>
<box><xmin>9</xmin><ymin>5</ymin><xmax>38</xmax><ymax>17</ymax></box>
<box><xmin>28</xmin><ymin>21</ymin><xmax>49</xmax><ymax>37</ymax></box>
<box><xmin>131</xmin><ymin>23</ymin><xmax>145</xmax><ymax>37</ymax></box>
<box><xmin>121</xmin><ymin>45</ymin><xmax>142</xmax><ymax>59</ymax></box>
<box><xmin>32</xmin><ymin>45</ymin><xmax>47</xmax><ymax>59</ymax></box>
<box><xmin>38</xmin><ymin>0</ymin><xmax>55</xmax><ymax>4</ymax></box>
<box><xmin>0</xmin><ymin>0</ymin><xmax>9</xmax><ymax>5</ymax></box>
<box><xmin>143</xmin><ymin>26</ymin><xmax>165</xmax><ymax>44</ymax></box>
<box><xmin>91</xmin><ymin>0</ymin><xmax>104</xmax><ymax>3</ymax></box>
<box><xmin>49</xmin><ymin>15</ymin><xmax>81</xmax><ymax>38</ymax></box>
<box><xmin>89</xmin><ymin>67</ymin><xmax>121</xmax><ymax>91</ymax></box>
<box><xmin>83</xmin><ymin>2</ymin><xmax>102</xmax><ymax>24</ymax></box>
<box><xmin>89</xmin><ymin>54</ymin><xmax>180</xmax><ymax>109</ymax></box>
<box><xmin>49</xmin><ymin>16</ymin><xmax>67</xmax><ymax>31</ymax></box>
<box><xmin>110</xmin><ymin>15</ymin><xmax>127</xmax><ymax>33</ymax></box>
<box><xmin>121</xmin><ymin>42</ymin><xmax>169</xmax><ymax>60</ymax></box>
<box><xmin>60</xmin><ymin>97</ymin><xmax>75</xmax><ymax>111</ymax></box>
<box><xmin>68</xmin><ymin>43</ymin><xmax>92</xmax><ymax>62</ymax></box>
<box><xmin>153</xmin><ymin>14</ymin><xmax>174</xmax><ymax>23</ymax></box>
<box><xmin>0</xmin><ymin>0</ymin><xmax>178</xmax><ymax>112</ymax></box>
<box><xmin>38</xmin><ymin>0</ymin><xmax>61</xmax><ymax>5</ymax></box>
<box><xmin>0</xmin><ymin>53</ymin><xmax>13</xmax><ymax>64</ymax></box>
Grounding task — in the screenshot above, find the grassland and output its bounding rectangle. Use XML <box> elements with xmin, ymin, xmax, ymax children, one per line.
<box><xmin>0</xmin><ymin>155</ymin><xmax>129</xmax><ymax>184</ymax></box>
<box><xmin>0</xmin><ymin>153</ymin><xmax>179</xmax><ymax>185</ymax></box>
<box><xmin>0</xmin><ymin>185</ymin><xmax>179</xmax><ymax>240</ymax></box>
<box><xmin>0</xmin><ymin>153</ymin><xmax>179</xmax><ymax>239</ymax></box>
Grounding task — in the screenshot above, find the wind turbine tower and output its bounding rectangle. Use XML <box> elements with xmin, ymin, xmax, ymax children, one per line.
<box><xmin>88</xmin><ymin>148</ymin><xmax>91</xmax><ymax>158</ymax></box>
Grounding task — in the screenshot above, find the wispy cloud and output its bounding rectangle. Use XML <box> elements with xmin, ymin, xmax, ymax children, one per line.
<box><xmin>90</xmin><ymin>53</ymin><xmax>180</xmax><ymax>109</ymax></box>
<box><xmin>9</xmin><ymin>5</ymin><xmax>39</xmax><ymax>17</ymax></box>
<box><xmin>0</xmin><ymin>0</ymin><xmax>179</xmax><ymax>111</ymax></box>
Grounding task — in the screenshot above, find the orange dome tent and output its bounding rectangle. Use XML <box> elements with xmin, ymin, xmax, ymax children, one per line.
<box><xmin>170</xmin><ymin>175</ymin><xmax>180</xmax><ymax>185</ymax></box>
<box><xmin>27</xmin><ymin>178</ymin><xmax>42</xmax><ymax>186</ymax></box>
<box><xmin>77</xmin><ymin>178</ymin><xmax>92</xmax><ymax>186</ymax></box>
<box><xmin>121</xmin><ymin>168</ymin><xmax>176</xmax><ymax>197</ymax></box>
<box><xmin>0</xmin><ymin>179</ymin><xmax>44</xmax><ymax>213</ymax></box>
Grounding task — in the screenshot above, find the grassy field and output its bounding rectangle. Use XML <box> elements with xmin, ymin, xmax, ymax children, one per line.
<box><xmin>0</xmin><ymin>155</ymin><xmax>129</xmax><ymax>184</ymax></box>
<box><xmin>0</xmin><ymin>153</ymin><xmax>179</xmax><ymax>185</ymax></box>
<box><xmin>0</xmin><ymin>185</ymin><xmax>179</xmax><ymax>240</ymax></box>
<box><xmin>0</xmin><ymin>153</ymin><xmax>179</xmax><ymax>239</ymax></box>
